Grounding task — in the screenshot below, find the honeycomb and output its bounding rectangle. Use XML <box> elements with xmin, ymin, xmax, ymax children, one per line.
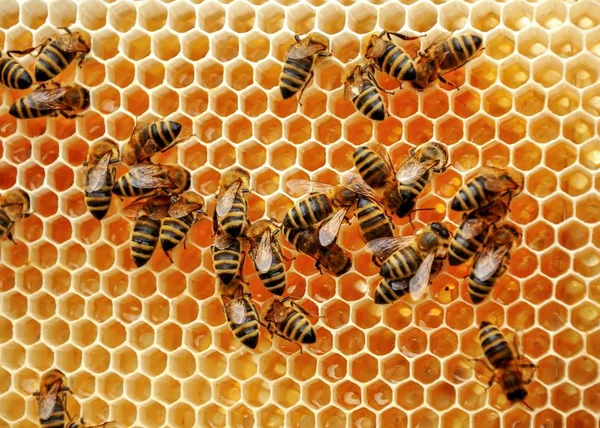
<box><xmin>0</xmin><ymin>0</ymin><xmax>599</xmax><ymax>426</ymax></box>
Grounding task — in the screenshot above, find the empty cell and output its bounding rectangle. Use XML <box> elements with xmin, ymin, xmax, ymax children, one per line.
<box><xmin>272</xmin><ymin>378</ymin><xmax>300</xmax><ymax>408</ymax></box>
<box><xmin>439</xmin><ymin>2</ymin><xmax>468</xmax><ymax>31</ymax></box>
<box><xmin>483</xmin><ymin>87</ymin><xmax>513</xmax><ymax>117</ymax></box>
<box><xmin>331</xmin><ymin>32</ymin><xmax>359</xmax><ymax>63</ymax></box>
<box><xmin>550</xmin><ymin>26</ymin><xmax>583</xmax><ymax>58</ymax></box>
<box><xmin>404</xmin><ymin>116</ymin><xmax>433</xmax><ymax>145</ymax></box>
<box><xmin>552</xmin><ymin>382</ymin><xmax>581</xmax><ymax>412</ymax></box>
<box><xmin>471</xmin><ymin>1</ymin><xmax>500</xmax><ymax>32</ymax></box>
<box><xmin>452</xmin><ymin>89</ymin><xmax>480</xmax><ymax>118</ymax></box>
<box><xmin>14</xmin><ymin>317</ymin><xmax>40</xmax><ymax>345</ymax></box>
<box><xmin>122</xmin><ymin>29</ymin><xmax>151</xmax><ymax>60</ymax></box>
<box><xmin>566</xmin><ymin>54</ymin><xmax>600</xmax><ymax>88</ymax></box>
<box><xmin>141</xmin><ymin>348</ymin><xmax>168</xmax><ymax>378</ymax></box>
<box><xmin>257</xmin><ymin>3</ymin><xmax>283</xmax><ymax>33</ymax></box>
<box><xmin>240</xmin><ymin>87</ymin><xmax>268</xmax><ymax>117</ymax></box>
<box><xmin>97</xmin><ymin>372</ymin><xmax>123</xmax><ymax>401</ymax></box>
<box><xmin>422</xmin><ymin>90</ymin><xmax>449</xmax><ymax>119</ymax></box>
<box><xmin>228</xmin><ymin>1</ymin><xmax>255</xmax><ymax>33</ymax></box>
<box><xmin>139</xmin><ymin>400</ymin><xmax>166</xmax><ymax>427</ymax></box>
<box><xmin>139</xmin><ymin>0</ymin><xmax>167</xmax><ymax>32</ymax></box>
<box><xmin>337</xmin><ymin>326</ymin><xmax>365</xmax><ymax>356</ymax></box>
<box><xmin>212</xmin><ymin>31</ymin><xmax>239</xmax><ymax>63</ymax></box>
<box><xmin>503</xmin><ymin>0</ymin><xmax>533</xmax><ymax>31</ymax></box>
<box><xmin>255</xmin><ymin>58</ymin><xmax>280</xmax><ymax>90</ymax></box>
<box><xmin>406</xmin><ymin>2</ymin><xmax>437</xmax><ymax>32</ymax></box>
<box><xmin>396</xmin><ymin>380</ymin><xmax>424</xmax><ymax>410</ymax></box>
<box><xmin>518</xmin><ymin>27</ymin><xmax>548</xmax><ymax>59</ymax></box>
<box><xmin>167</xmin><ymin>58</ymin><xmax>194</xmax><ymax>89</ymax></box>
<box><xmin>198</xmin><ymin>1</ymin><xmax>225</xmax><ymax>32</ymax></box>
<box><xmin>41</xmin><ymin>317</ymin><xmax>69</xmax><ymax>346</ymax></box>
<box><xmin>181</xmin><ymin>32</ymin><xmax>208</xmax><ymax>62</ymax></box>
<box><xmin>500</xmin><ymin>60</ymin><xmax>529</xmax><ymax>89</ymax></box>
<box><xmin>436</xmin><ymin>115</ymin><xmax>463</xmax><ymax>145</ymax></box>
<box><xmin>317</xmin><ymin>3</ymin><xmax>345</xmax><ymax>34</ymax></box>
<box><xmin>486</xmin><ymin>29</ymin><xmax>515</xmax><ymax>60</ymax></box>
<box><xmin>286</xmin><ymin>3</ymin><xmax>314</xmax><ymax>34</ymax></box>
<box><xmin>83</xmin><ymin>345</ymin><xmax>110</xmax><ymax>374</ymax></box>
<box><xmin>536</xmin><ymin>0</ymin><xmax>566</xmax><ymax>29</ymax></box>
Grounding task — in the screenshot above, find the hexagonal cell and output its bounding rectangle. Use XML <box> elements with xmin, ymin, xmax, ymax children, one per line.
<box><xmin>542</xmin><ymin>194</ymin><xmax>573</xmax><ymax>224</ymax></box>
<box><xmin>561</xmin><ymin>167</ymin><xmax>592</xmax><ymax>197</ymax></box>
<box><xmin>486</xmin><ymin>29</ymin><xmax>515</xmax><ymax>60</ymax></box>
<box><xmin>576</xmin><ymin>194</ymin><xmax>600</xmax><ymax>224</ymax></box>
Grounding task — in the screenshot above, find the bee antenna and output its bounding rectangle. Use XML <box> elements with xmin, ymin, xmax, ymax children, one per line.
<box><xmin>522</xmin><ymin>401</ymin><xmax>534</xmax><ymax>411</ymax></box>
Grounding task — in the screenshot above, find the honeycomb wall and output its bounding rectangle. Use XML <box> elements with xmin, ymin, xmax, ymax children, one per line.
<box><xmin>0</xmin><ymin>0</ymin><xmax>599</xmax><ymax>427</ymax></box>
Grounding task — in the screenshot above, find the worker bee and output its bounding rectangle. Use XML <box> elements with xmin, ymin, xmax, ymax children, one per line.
<box><xmin>280</xmin><ymin>34</ymin><xmax>331</xmax><ymax>104</ymax></box>
<box><xmin>283</xmin><ymin>225</ymin><xmax>352</xmax><ymax>276</ymax></box>
<box><xmin>366</xmin><ymin>31</ymin><xmax>419</xmax><ymax>83</ymax></box>
<box><xmin>212</xmin><ymin>233</ymin><xmax>244</xmax><ymax>286</ymax></box>
<box><xmin>412</xmin><ymin>33</ymin><xmax>484</xmax><ymax>91</ymax></box>
<box><xmin>343</xmin><ymin>63</ymin><xmax>392</xmax><ymax>121</ymax></box>
<box><xmin>67</xmin><ymin>418</ymin><xmax>117</xmax><ymax>428</ymax></box>
<box><xmin>448</xmin><ymin>198</ymin><xmax>509</xmax><ymax>266</ymax></box>
<box><xmin>123</xmin><ymin>194</ymin><xmax>172</xmax><ymax>268</ymax></box>
<box><xmin>246</xmin><ymin>219</ymin><xmax>288</xmax><ymax>296</ymax></box>
<box><xmin>0</xmin><ymin>52</ymin><xmax>33</xmax><ymax>89</ymax></box>
<box><xmin>468</xmin><ymin>223</ymin><xmax>520</xmax><ymax>304</ymax></box>
<box><xmin>9</xmin><ymin>83</ymin><xmax>90</xmax><ymax>119</ymax></box>
<box><xmin>122</xmin><ymin>119</ymin><xmax>185</xmax><ymax>166</ymax></box>
<box><xmin>84</xmin><ymin>139</ymin><xmax>120</xmax><ymax>220</ymax></box>
<box><xmin>368</xmin><ymin>222</ymin><xmax>451</xmax><ymax>303</ymax></box>
<box><xmin>265</xmin><ymin>296</ymin><xmax>317</xmax><ymax>349</ymax></box>
<box><xmin>112</xmin><ymin>164</ymin><xmax>191</xmax><ymax>198</ymax></box>
<box><xmin>355</xmin><ymin>195</ymin><xmax>394</xmax><ymax>264</ymax></box>
<box><xmin>0</xmin><ymin>188</ymin><xmax>32</xmax><ymax>243</ymax></box>
<box><xmin>221</xmin><ymin>284</ymin><xmax>262</xmax><ymax>349</ymax></box>
<box><xmin>451</xmin><ymin>167</ymin><xmax>524</xmax><ymax>212</ymax></box>
<box><xmin>33</xmin><ymin>369</ymin><xmax>72</xmax><ymax>427</ymax></box>
<box><xmin>160</xmin><ymin>192</ymin><xmax>205</xmax><ymax>262</ymax></box>
<box><xmin>214</xmin><ymin>167</ymin><xmax>251</xmax><ymax>239</ymax></box>
<box><xmin>477</xmin><ymin>321</ymin><xmax>536</xmax><ymax>408</ymax></box>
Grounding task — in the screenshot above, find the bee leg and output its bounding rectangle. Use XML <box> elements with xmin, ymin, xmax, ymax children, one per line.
<box><xmin>296</xmin><ymin>71</ymin><xmax>314</xmax><ymax>107</ymax></box>
<box><xmin>385</xmin><ymin>32</ymin><xmax>423</xmax><ymax>41</ymax></box>
<box><xmin>317</xmin><ymin>51</ymin><xmax>332</xmax><ymax>58</ymax></box>
<box><xmin>59</xmin><ymin>111</ymin><xmax>82</xmax><ymax>119</ymax></box>
<box><xmin>163</xmin><ymin>250</ymin><xmax>174</xmax><ymax>264</ymax></box>
<box><xmin>469</xmin><ymin>357</ymin><xmax>495</xmax><ymax>374</ymax></box>
<box><xmin>6</xmin><ymin>38</ymin><xmax>51</xmax><ymax>57</ymax></box>
<box><xmin>438</xmin><ymin>75</ymin><xmax>460</xmax><ymax>91</ymax></box>
<box><xmin>485</xmin><ymin>374</ymin><xmax>497</xmax><ymax>391</ymax></box>
<box><xmin>294</xmin><ymin>34</ymin><xmax>302</xmax><ymax>43</ymax></box>
<box><xmin>6</xmin><ymin>228</ymin><xmax>16</xmax><ymax>245</ymax></box>
<box><xmin>314</xmin><ymin>261</ymin><xmax>324</xmax><ymax>275</ymax></box>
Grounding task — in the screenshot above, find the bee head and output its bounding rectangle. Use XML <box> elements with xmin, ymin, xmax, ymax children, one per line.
<box><xmin>506</xmin><ymin>388</ymin><xmax>528</xmax><ymax>403</ymax></box>
<box><xmin>419</xmin><ymin>142</ymin><xmax>448</xmax><ymax>172</ymax></box>
<box><xmin>171</xmin><ymin>167</ymin><xmax>191</xmax><ymax>192</ymax></box>
<box><xmin>336</xmin><ymin>187</ymin><xmax>356</xmax><ymax>205</ymax></box>
<box><xmin>430</xmin><ymin>222</ymin><xmax>451</xmax><ymax>240</ymax></box>
<box><xmin>121</xmin><ymin>143</ymin><xmax>138</xmax><ymax>166</ymax></box>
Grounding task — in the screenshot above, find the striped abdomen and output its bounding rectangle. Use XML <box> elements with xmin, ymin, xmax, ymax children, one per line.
<box><xmin>468</xmin><ymin>254</ymin><xmax>509</xmax><ymax>304</ymax></box>
<box><xmin>283</xmin><ymin>193</ymin><xmax>333</xmax><ymax>229</ymax></box>
<box><xmin>85</xmin><ymin>170</ymin><xmax>114</xmax><ymax>221</ymax></box>
<box><xmin>256</xmin><ymin>246</ymin><xmax>286</xmax><ymax>296</ymax></box>
<box><xmin>356</xmin><ymin>196</ymin><xmax>393</xmax><ymax>243</ymax></box>
<box><xmin>451</xmin><ymin>175</ymin><xmax>491</xmax><ymax>211</ymax></box>
<box><xmin>275</xmin><ymin>309</ymin><xmax>316</xmax><ymax>344</ymax></box>
<box><xmin>40</xmin><ymin>393</ymin><xmax>66</xmax><ymax>428</ymax></box>
<box><xmin>353</xmin><ymin>147</ymin><xmax>390</xmax><ymax>188</ymax></box>
<box><xmin>280</xmin><ymin>56</ymin><xmax>314</xmax><ymax>99</ymax></box>
<box><xmin>439</xmin><ymin>35</ymin><xmax>483</xmax><ymax>72</ymax></box>
<box><xmin>131</xmin><ymin>215</ymin><xmax>160</xmax><ymax>267</ymax></box>
<box><xmin>374</xmin><ymin>278</ymin><xmax>410</xmax><ymax>304</ymax></box>
<box><xmin>212</xmin><ymin>238</ymin><xmax>242</xmax><ymax>285</ymax></box>
<box><xmin>380</xmin><ymin>246</ymin><xmax>422</xmax><ymax>280</ymax></box>
<box><xmin>448</xmin><ymin>228</ymin><xmax>490</xmax><ymax>266</ymax></box>
<box><xmin>9</xmin><ymin>97</ymin><xmax>53</xmax><ymax>118</ymax></box>
<box><xmin>479</xmin><ymin>321</ymin><xmax>514</xmax><ymax>369</ymax></box>
<box><xmin>227</xmin><ymin>298</ymin><xmax>260</xmax><ymax>349</ymax></box>
<box><xmin>0</xmin><ymin>58</ymin><xmax>32</xmax><ymax>89</ymax></box>
<box><xmin>352</xmin><ymin>79</ymin><xmax>386</xmax><ymax>121</ymax></box>
<box><xmin>160</xmin><ymin>214</ymin><xmax>193</xmax><ymax>252</ymax></box>
<box><xmin>0</xmin><ymin>210</ymin><xmax>13</xmax><ymax>240</ymax></box>
<box><xmin>112</xmin><ymin>172</ymin><xmax>150</xmax><ymax>197</ymax></box>
<box><xmin>35</xmin><ymin>41</ymin><xmax>77</xmax><ymax>82</ymax></box>
<box><xmin>397</xmin><ymin>169</ymin><xmax>432</xmax><ymax>217</ymax></box>
<box><xmin>139</xmin><ymin>120</ymin><xmax>182</xmax><ymax>152</ymax></box>
<box><xmin>219</xmin><ymin>192</ymin><xmax>247</xmax><ymax>238</ymax></box>
<box><xmin>376</xmin><ymin>41</ymin><xmax>416</xmax><ymax>81</ymax></box>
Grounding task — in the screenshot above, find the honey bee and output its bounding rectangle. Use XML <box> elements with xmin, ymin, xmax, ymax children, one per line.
<box><xmin>246</xmin><ymin>219</ymin><xmax>288</xmax><ymax>296</ymax></box>
<box><xmin>160</xmin><ymin>192</ymin><xmax>205</xmax><ymax>262</ymax></box>
<box><xmin>33</xmin><ymin>369</ymin><xmax>72</xmax><ymax>427</ymax></box>
<box><xmin>412</xmin><ymin>33</ymin><xmax>484</xmax><ymax>91</ymax></box>
<box><xmin>280</xmin><ymin>34</ymin><xmax>331</xmax><ymax>104</ymax></box>
<box><xmin>212</xmin><ymin>233</ymin><xmax>245</xmax><ymax>286</ymax></box>
<box><xmin>355</xmin><ymin>195</ymin><xmax>394</xmax><ymax>263</ymax></box>
<box><xmin>283</xmin><ymin>225</ymin><xmax>352</xmax><ymax>276</ymax></box>
<box><xmin>84</xmin><ymin>139</ymin><xmax>120</xmax><ymax>220</ymax></box>
<box><xmin>476</xmin><ymin>321</ymin><xmax>536</xmax><ymax>408</ymax></box>
<box><xmin>365</xmin><ymin>31</ymin><xmax>420</xmax><ymax>83</ymax></box>
<box><xmin>112</xmin><ymin>164</ymin><xmax>191</xmax><ymax>198</ymax></box>
<box><xmin>448</xmin><ymin>197</ymin><xmax>509</xmax><ymax>266</ymax></box>
<box><xmin>123</xmin><ymin>193</ymin><xmax>172</xmax><ymax>268</ymax></box>
<box><xmin>9</xmin><ymin>83</ymin><xmax>90</xmax><ymax>119</ymax></box>
<box><xmin>451</xmin><ymin>167</ymin><xmax>524</xmax><ymax>212</ymax></box>
<box><xmin>468</xmin><ymin>223</ymin><xmax>520</xmax><ymax>304</ymax></box>
<box><xmin>368</xmin><ymin>222</ymin><xmax>451</xmax><ymax>303</ymax></box>
<box><xmin>221</xmin><ymin>284</ymin><xmax>262</xmax><ymax>349</ymax></box>
<box><xmin>122</xmin><ymin>120</ymin><xmax>185</xmax><ymax>166</ymax></box>
<box><xmin>214</xmin><ymin>167</ymin><xmax>251</xmax><ymax>239</ymax></box>
<box><xmin>264</xmin><ymin>296</ymin><xmax>317</xmax><ymax>349</ymax></box>
<box><xmin>67</xmin><ymin>418</ymin><xmax>116</xmax><ymax>428</ymax></box>
<box><xmin>343</xmin><ymin>63</ymin><xmax>392</xmax><ymax>121</ymax></box>
<box><xmin>0</xmin><ymin>52</ymin><xmax>33</xmax><ymax>89</ymax></box>
<box><xmin>0</xmin><ymin>188</ymin><xmax>32</xmax><ymax>243</ymax></box>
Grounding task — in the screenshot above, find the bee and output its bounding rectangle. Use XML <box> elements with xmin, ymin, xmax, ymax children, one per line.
<box><xmin>214</xmin><ymin>167</ymin><xmax>251</xmax><ymax>239</ymax></box>
<box><xmin>343</xmin><ymin>63</ymin><xmax>391</xmax><ymax>121</ymax></box>
<box><xmin>448</xmin><ymin>198</ymin><xmax>509</xmax><ymax>266</ymax></box>
<box><xmin>9</xmin><ymin>82</ymin><xmax>90</xmax><ymax>119</ymax></box>
<box><xmin>0</xmin><ymin>52</ymin><xmax>33</xmax><ymax>89</ymax></box>
<box><xmin>67</xmin><ymin>418</ymin><xmax>116</xmax><ymax>428</ymax></box>
<box><xmin>468</xmin><ymin>223</ymin><xmax>520</xmax><ymax>304</ymax></box>
<box><xmin>280</xmin><ymin>34</ymin><xmax>331</xmax><ymax>104</ymax></box>
<box><xmin>477</xmin><ymin>321</ymin><xmax>536</xmax><ymax>408</ymax></box>
<box><xmin>368</xmin><ymin>222</ymin><xmax>451</xmax><ymax>304</ymax></box>
<box><xmin>264</xmin><ymin>296</ymin><xmax>317</xmax><ymax>349</ymax></box>
<box><xmin>113</xmin><ymin>164</ymin><xmax>191</xmax><ymax>198</ymax></box>
<box><xmin>246</xmin><ymin>219</ymin><xmax>288</xmax><ymax>296</ymax></box>
<box><xmin>212</xmin><ymin>233</ymin><xmax>244</xmax><ymax>286</ymax></box>
<box><xmin>283</xmin><ymin>225</ymin><xmax>352</xmax><ymax>276</ymax></box>
<box><xmin>83</xmin><ymin>139</ymin><xmax>120</xmax><ymax>220</ymax></box>
<box><xmin>451</xmin><ymin>167</ymin><xmax>524</xmax><ymax>212</ymax></box>
<box><xmin>355</xmin><ymin>195</ymin><xmax>394</xmax><ymax>267</ymax></box>
<box><xmin>365</xmin><ymin>31</ymin><xmax>419</xmax><ymax>83</ymax></box>
<box><xmin>122</xmin><ymin>120</ymin><xmax>185</xmax><ymax>166</ymax></box>
<box><xmin>412</xmin><ymin>33</ymin><xmax>484</xmax><ymax>91</ymax></box>
<box><xmin>0</xmin><ymin>188</ymin><xmax>32</xmax><ymax>243</ymax></box>
<box><xmin>160</xmin><ymin>192</ymin><xmax>205</xmax><ymax>262</ymax></box>
<box><xmin>221</xmin><ymin>284</ymin><xmax>262</xmax><ymax>349</ymax></box>
<box><xmin>33</xmin><ymin>369</ymin><xmax>72</xmax><ymax>427</ymax></box>
<box><xmin>123</xmin><ymin>194</ymin><xmax>172</xmax><ymax>268</ymax></box>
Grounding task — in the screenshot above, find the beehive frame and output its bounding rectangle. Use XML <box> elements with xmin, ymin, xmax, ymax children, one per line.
<box><xmin>0</xmin><ymin>0</ymin><xmax>599</xmax><ymax>426</ymax></box>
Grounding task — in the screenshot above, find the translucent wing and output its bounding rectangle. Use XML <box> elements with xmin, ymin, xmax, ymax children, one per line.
<box><xmin>128</xmin><ymin>164</ymin><xmax>173</xmax><ymax>189</ymax></box>
<box><xmin>409</xmin><ymin>252</ymin><xmax>435</xmax><ymax>301</ymax></box>
<box><xmin>390</xmin><ymin>279</ymin><xmax>410</xmax><ymax>293</ymax></box>
<box><xmin>286</xmin><ymin>179</ymin><xmax>336</xmax><ymax>195</ymax></box>
<box><xmin>54</xmin><ymin>34</ymin><xmax>89</xmax><ymax>52</ymax></box>
<box><xmin>254</xmin><ymin>228</ymin><xmax>273</xmax><ymax>273</ymax></box>
<box><xmin>3</xmin><ymin>203</ymin><xmax>24</xmax><ymax>222</ymax></box>
<box><xmin>85</xmin><ymin>151</ymin><xmax>111</xmax><ymax>193</ymax></box>
<box><xmin>342</xmin><ymin>173</ymin><xmax>384</xmax><ymax>205</ymax></box>
<box><xmin>343</xmin><ymin>67</ymin><xmax>363</xmax><ymax>100</ymax></box>
<box><xmin>122</xmin><ymin>196</ymin><xmax>169</xmax><ymax>219</ymax></box>
<box><xmin>478</xmin><ymin>167</ymin><xmax>518</xmax><ymax>193</ymax></box>
<box><xmin>223</xmin><ymin>295</ymin><xmax>247</xmax><ymax>324</ymax></box>
<box><xmin>373</xmin><ymin>143</ymin><xmax>396</xmax><ymax>177</ymax></box>
<box><xmin>287</xmin><ymin>44</ymin><xmax>325</xmax><ymax>60</ymax></box>
<box><xmin>397</xmin><ymin>157</ymin><xmax>437</xmax><ymax>185</ymax></box>
<box><xmin>216</xmin><ymin>180</ymin><xmax>241</xmax><ymax>217</ymax></box>
<box><xmin>367</xmin><ymin>235</ymin><xmax>416</xmax><ymax>260</ymax></box>
<box><xmin>23</xmin><ymin>87</ymin><xmax>71</xmax><ymax>110</ymax></box>
<box><xmin>472</xmin><ymin>244</ymin><xmax>510</xmax><ymax>282</ymax></box>
<box><xmin>461</xmin><ymin>217</ymin><xmax>487</xmax><ymax>240</ymax></box>
<box><xmin>168</xmin><ymin>198</ymin><xmax>201</xmax><ymax>218</ymax></box>
<box><xmin>319</xmin><ymin>208</ymin><xmax>347</xmax><ymax>247</ymax></box>
<box><xmin>366</xmin><ymin>37</ymin><xmax>386</xmax><ymax>58</ymax></box>
<box><xmin>215</xmin><ymin>233</ymin><xmax>236</xmax><ymax>250</ymax></box>
<box><xmin>147</xmin><ymin>202</ymin><xmax>170</xmax><ymax>220</ymax></box>
<box><xmin>38</xmin><ymin>381</ymin><xmax>60</xmax><ymax>421</ymax></box>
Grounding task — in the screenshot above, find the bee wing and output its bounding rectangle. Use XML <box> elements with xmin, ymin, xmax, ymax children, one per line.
<box><xmin>461</xmin><ymin>217</ymin><xmax>487</xmax><ymax>239</ymax></box>
<box><xmin>23</xmin><ymin>87</ymin><xmax>72</xmax><ymax>110</ymax></box>
<box><xmin>472</xmin><ymin>244</ymin><xmax>510</xmax><ymax>282</ymax></box>
<box><xmin>224</xmin><ymin>297</ymin><xmax>247</xmax><ymax>324</ymax></box>
<box><xmin>54</xmin><ymin>34</ymin><xmax>89</xmax><ymax>52</ymax></box>
<box><xmin>216</xmin><ymin>180</ymin><xmax>241</xmax><ymax>217</ymax></box>
<box><xmin>409</xmin><ymin>252</ymin><xmax>435</xmax><ymax>301</ymax></box>
<box><xmin>344</xmin><ymin>79</ymin><xmax>358</xmax><ymax>101</ymax></box>
<box><xmin>318</xmin><ymin>208</ymin><xmax>347</xmax><ymax>247</ymax></box>
<box><xmin>254</xmin><ymin>228</ymin><xmax>273</xmax><ymax>273</ymax></box>
<box><xmin>287</xmin><ymin>44</ymin><xmax>325</xmax><ymax>59</ymax></box>
<box><xmin>481</xmin><ymin>174</ymin><xmax>519</xmax><ymax>193</ymax></box>
<box><xmin>285</xmin><ymin>179</ymin><xmax>336</xmax><ymax>195</ymax></box>
<box><xmin>367</xmin><ymin>235</ymin><xmax>416</xmax><ymax>260</ymax></box>
<box><xmin>3</xmin><ymin>203</ymin><xmax>24</xmax><ymax>222</ymax></box>
<box><xmin>373</xmin><ymin>143</ymin><xmax>396</xmax><ymax>176</ymax></box>
<box><xmin>38</xmin><ymin>381</ymin><xmax>60</xmax><ymax>421</ymax></box>
<box><xmin>342</xmin><ymin>173</ymin><xmax>384</xmax><ymax>205</ymax></box>
<box><xmin>122</xmin><ymin>197</ymin><xmax>151</xmax><ymax>218</ymax></box>
<box><xmin>128</xmin><ymin>164</ymin><xmax>173</xmax><ymax>189</ymax></box>
<box><xmin>215</xmin><ymin>233</ymin><xmax>236</xmax><ymax>250</ymax></box>
<box><xmin>397</xmin><ymin>157</ymin><xmax>437</xmax><ymax>185</ymax></box>
<box><xmin>147</xmin><ymin>202</ymin><xmax>170</xmax><ymax>220</ymax></box>
<box><xmin>85</xmin><ymin>151</ymin><xmax>111</xmax><ymax>193</ymax></box>
<box><xmin>366</xmin><ymin>37</ymin><xmax>386</xmax><ymax>58</ymax></box>
<box><xmin>167</xmin><ymin>198</ymin><xmax>201</xmax><ymax>218</ymax></box>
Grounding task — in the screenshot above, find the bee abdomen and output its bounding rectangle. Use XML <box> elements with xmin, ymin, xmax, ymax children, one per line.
<box><xmin>353</xmin><ymin>147</ymin><xmax>388</xmax><ymax>188</ymax></box>
<box><xmin>35</xmin><ymin>43</ymin><xmax>74</xmax><ymax>82</ymax></box>
<box><xmin>231</xmin><ymin>305</ymin><xmax>260</xmax><ymax>349</ymax></box>
<box><xmin>374</xmin><ymin>278</ymin><xmax>409</xmax><ymax>304</ymax></box>
<box><xmin>468</xmin><ymin>261</ymin><xmax>506</xmax><ymax>303</ymax></box>
<box><xmin>381</xmin><ymin>247</ymin><xmax>420</xmax><ymax>280</ymax></box>
<box><xmin>279</xmin><ymin>310</ymin><xmax>316</xmax><ymax>344</ymax></box>
<box><xmin>258</xmin><ymin>260</ymin><xmax>286</xmax><ymax>296</ymax></box>
<box><xmin>356</xmin><ymin>198</ymin><xmax>393</xmax><ymax>243</ymax></box>
<box><xmin>40</xmin><ymin>395</ymin><xmax>66</xmax><ymax>426</ymax></box>
<box><xmin>379</xmin><ymin>43</ymin><xmax>416</xmax><ymax>81</ymax></box>
<box><xmin>160</xmin><ymin>215</ymin><xmax>192</xmax><ymax>252</ymax></box>
<box><xmin>280</xmin><ymin>57</ymin><xmax>313</xmax><ymax>98</ymax></box>
<box><xmin>112</xmin><ymin>175</ymin><xmax>144</xmax><ymax>197</ymax></box>
<box><xmin>131</xmin><ymin>216</ymin><xmax>160</xmax><ymax>267</ymax></box>
<box><xmin>0</xmin><ymin>210</ymin><xmax>12</xmax><ymax>240</ymax></box>
<box><xmin>0</xmin><ymin>58</ymin><xmax>33</xmax><ymax>90</ymax></box>
<box><xmin>354</xmin><ymin>83</ymin><xmax>386</xmax><ymax>121</ymax></box>
<box><xmin>213</xmin><ymin>245</ymin><xmax>242</xmax><ymax>285</ymax></box>
<box><xmin>9</xmin><ymin>99</ymin><xmax>47</xmax><ymax>119</ymax></box>
<box><xmin>85</xmin><ymin>188</ymin><xmax>113</xmax><ymax>221</ymax></box>
<box><xmin>283</xmin><ymin>194</ymin><xmax>333</xmax><ymax>229</ymax></box>
<box><xmin>141</xmin><ymin>120</ymin><xmax>182</xmax><ymax>151</ymax></box>
<box><xmin>452</xmin><ymin>176</ymin><xmax>488</xmax><ymax>211</ymax></box>
<box><xmin>219</xmin><ymin>197</ymin><xmax>247</xmax><ymax>238</ymax></box>
<box><xmin>479</xmin><ymin>321</ymin><xmax>514</xmax><ymax>368</ymax></box>
<box><xmin>448</xmin><ymin>231</ymin><xmax>489</xmax><ymax>266</ymax></box>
